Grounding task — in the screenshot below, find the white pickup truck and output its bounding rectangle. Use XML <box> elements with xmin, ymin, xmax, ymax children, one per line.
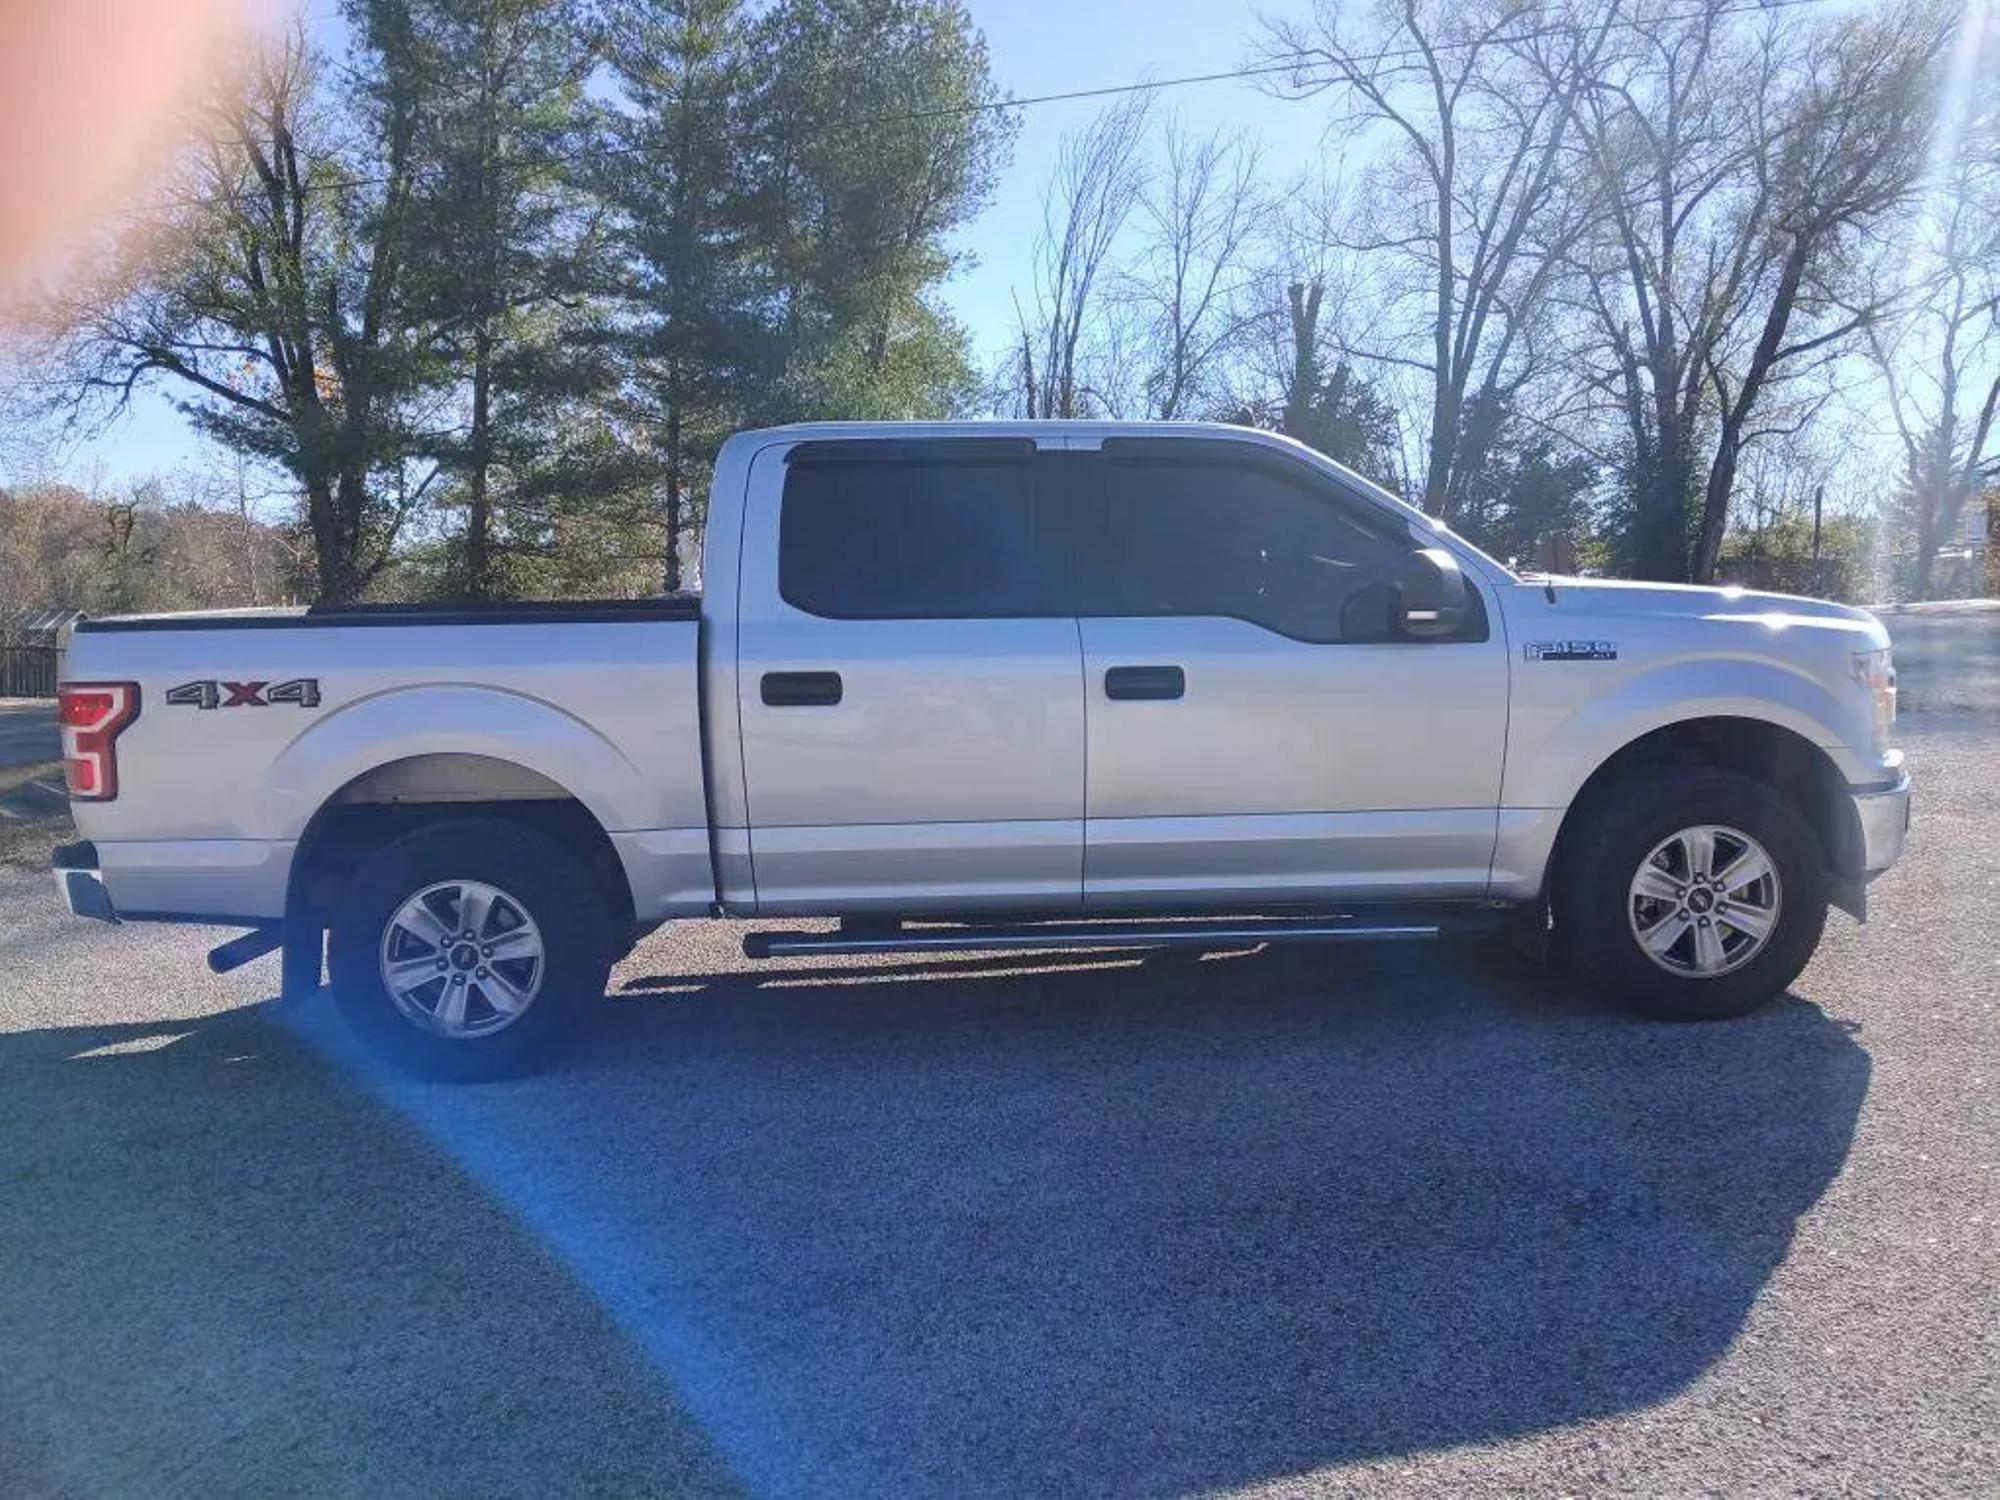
<box><xmin>51</xmin><ymin>422</ymin><xmax>1910</xmax><ymax>1078</ymax></box>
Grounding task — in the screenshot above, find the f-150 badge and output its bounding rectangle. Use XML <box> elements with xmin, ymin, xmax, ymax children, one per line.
<box><xmin>165</xmin><ymin>678</ymin><xmax>321</xmax><ymax>709</ymax></box>
<box><xmin>1524</xmin><ymin>641</ymin><xmax>1617</xmax><ymax>662</ymax></box>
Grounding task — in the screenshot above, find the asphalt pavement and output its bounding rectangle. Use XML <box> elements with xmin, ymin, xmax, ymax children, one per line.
<box><xmin>0</xmin><ymin>701</ymin><xmax>57</xmax><ymax>770</ymax></box>
<box><xmin>0</xmin><ymin>615</ymin><xmax>1994</xmax><ymax>1496</ymax></box>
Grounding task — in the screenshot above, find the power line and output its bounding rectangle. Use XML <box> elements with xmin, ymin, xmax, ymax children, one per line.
<box><xmin>869</xmin><ymin>0</ymin><xmax>1839</xmax><ymax>123</ymax></box>
<box><xmin>126</xmin><ymin>0</ymin><xmax>1844</xmax><ymax>219</ymax></box>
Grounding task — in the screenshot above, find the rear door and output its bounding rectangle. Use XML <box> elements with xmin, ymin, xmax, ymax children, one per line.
<box><xmin>1071</xmin><ymin>439</ymin><xmax>1509</xmax><ymax>907</ymax></box>
<box><xmin>734</xmin><ymin>438</ymin><xmax>1086</xmax><ymax>914</ymax></box>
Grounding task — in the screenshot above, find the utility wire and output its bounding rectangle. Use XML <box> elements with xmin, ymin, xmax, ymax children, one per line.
<box><xmin>127</xmin><ymin>0</ymin><xmax>1844</xmax><ymax>219</ymax></box>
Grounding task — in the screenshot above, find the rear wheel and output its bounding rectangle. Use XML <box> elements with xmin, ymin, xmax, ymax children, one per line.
<box><xmin>1555</xmin><ymin>767</ymin><xmax>1826</xmax><ymax>1020</ymax></box>
<box><xmin>328</xmin><ymin>818</ymin><xmax>611</xmax><ymax>1080</ymax></box>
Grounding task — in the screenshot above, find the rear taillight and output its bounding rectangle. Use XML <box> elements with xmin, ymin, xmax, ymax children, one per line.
<box><xmin>57</xmin><ymin>681</ymin><xmax>140</xmax><ymax>801</ymax></box>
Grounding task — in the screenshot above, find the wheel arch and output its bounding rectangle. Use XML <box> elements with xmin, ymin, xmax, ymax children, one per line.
<box><xmin>281</xmin><ymin>753</ymin><xmax>638</xmax><ymax>997</ymax></box>
<box><xmin>1544</xmin><ymin>715</ymin><xmax>1865</xmax><ymax>918</ymax></box>
<box><xmin>257</xmin><ymin>682</ymin><xmax>655</xmax><ymax>840</ymax></box>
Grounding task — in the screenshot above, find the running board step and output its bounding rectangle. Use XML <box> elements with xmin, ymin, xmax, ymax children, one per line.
<box><xmin>742</xmin><ymin>911</ymin><xmax>1502</xmax><ymax>961</ymax></box>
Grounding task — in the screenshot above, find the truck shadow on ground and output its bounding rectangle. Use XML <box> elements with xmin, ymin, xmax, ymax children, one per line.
<box><xmin>1</xmin><ymin>940</ymin><xmax>1868</xmax><ymax>1497</ymax></box>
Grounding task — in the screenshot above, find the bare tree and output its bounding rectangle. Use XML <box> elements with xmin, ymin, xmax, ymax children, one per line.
<box><xmin>1233</xmin><ymin>183</ymin><xmax>1387</xmax><ymax>454</ymax></box>
<box><xmin>1862</xmin><ymin>60</ymin><xmax>2000</xmax><ymax>597</ymax></box>
<box><xmin>1012</xmin><ymin>93</ymin><xmax>1151</xmax><ymax>419</ymax></box>
<box><xmin>1232</xmin><ymin>190</ymin><xmax>1406</xmax><ymax>482</ymax></box>
<box><xmin>1125</xmin><ymin>120</ymin><xmax>1266</xmax><ymax>419</ymax></box>
<box><xmin>1258</xmin><ymin>0</ymin><xmax>1616</xmax><ymax>518</ymax></box>
<box><xmin>1572</xmin><ymin>0</ymin><xmax>1948</xmax><ymax>580</ymax></box>
<box><xmin>6</xmin><ymin>22</ymin><xmax>437</xmax><ymax>602</ymax></box>
<box><xmin>0</xmin><ymin>468</ymin><xmax>294</xmax><ymax>617</ymax></box>
<box><xmin>1698</xmin><ymin>4</ymin><xmax>1949</xmax><ymax>580</ymax></box>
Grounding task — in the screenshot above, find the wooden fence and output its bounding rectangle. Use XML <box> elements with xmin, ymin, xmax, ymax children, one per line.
<box><xmin>0</xmin><ymin>642</ymin><xmax>60</xmax><ymax>697</ymax></box>
<box><xmin>0</xmin><ymin>609</ymin><xmax>79</xmax><ymax>698</ymax></box>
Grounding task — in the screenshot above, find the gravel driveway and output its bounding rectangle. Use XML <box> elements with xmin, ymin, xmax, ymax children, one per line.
<box><xmin>0</xmin><ymin>620</ymin><xmax>1993</xmax><ymax>1496</ymax></box>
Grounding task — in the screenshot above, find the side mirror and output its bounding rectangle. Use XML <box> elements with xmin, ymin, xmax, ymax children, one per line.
<box><xmin>1398</xmin><ymin>547</ymin><xmax>1469</xmax><ymax>638</ymax></box>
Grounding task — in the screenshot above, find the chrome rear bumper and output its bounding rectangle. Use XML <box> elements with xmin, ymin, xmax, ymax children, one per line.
<box><xmin>51</xmin><ymin>841</ymin><xmax>118</xmax><ymax>923</ymax></box>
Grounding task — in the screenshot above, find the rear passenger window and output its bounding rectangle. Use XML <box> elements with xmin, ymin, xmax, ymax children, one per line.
<box><xmin>1080</xmin><ymin>456</ymin><xmax>1412</xmax><ymax>643</ymax></box>
<box><xmin>780</xmin><ymin>449</ymin><xmax>1060</xmax><ymax>619</ymax></box>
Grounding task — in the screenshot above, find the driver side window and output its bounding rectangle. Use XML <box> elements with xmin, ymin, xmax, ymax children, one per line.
<box><xmin>1079</xmin><ymin>453</ymin><xmax>1412</xmax><ymax>643</ymax></box>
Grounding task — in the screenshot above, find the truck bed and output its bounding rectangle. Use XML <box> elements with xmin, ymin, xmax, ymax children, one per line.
<box><xmin>72</xmin><ymin>596</ymin><xmax>702</xmax><ymax>633</ymax></box>
<box><xmin>61</xmin><ymin>598</ymin><xmax>712</xmax><ymax>923</ymax></box>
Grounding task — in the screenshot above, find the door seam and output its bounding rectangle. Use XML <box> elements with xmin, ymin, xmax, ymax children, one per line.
<box><xmin>1074</xmin><ymin>612</ymin><xmax>1089</xmax><ymax>909</ymax></box>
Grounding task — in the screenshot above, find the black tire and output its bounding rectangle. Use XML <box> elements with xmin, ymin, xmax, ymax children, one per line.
<box><xmin>327</xmin><ymin>817</ymin><xmax>612</xmax><ymax>1080</ymax></box>
<box><xmin>1554</xmin><ymin>767</ymin><xmax>1827</xmax><ymax>1021</ymax></box>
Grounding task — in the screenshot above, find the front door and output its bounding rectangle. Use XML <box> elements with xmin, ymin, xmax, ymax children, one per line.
<box><xmin>735</xmin><ymin>438</ymin><xmax>1085</xmax><ymax>914</ymax></box>
<box><xmin>1070</xmin><ymin>439</ymin><xmax>1510</xmax><ymax>908</ymax></box>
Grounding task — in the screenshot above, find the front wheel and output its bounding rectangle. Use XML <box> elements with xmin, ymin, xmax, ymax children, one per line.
<box><xmin>1555</xmin><ymin>767</ymin><xmax>1827</xmax><ymax>1021</ymax></box>
<box><xmin>328</xmin><ymin>817</ymin><xmax>612</xmax><ymax>1080</ymax></box>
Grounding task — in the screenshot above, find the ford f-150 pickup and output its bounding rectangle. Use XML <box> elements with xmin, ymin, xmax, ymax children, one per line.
<box><xmin>49</xmin><ymin>422</ymin><xmax>1911</xmax><ymax>1078</ymax></box>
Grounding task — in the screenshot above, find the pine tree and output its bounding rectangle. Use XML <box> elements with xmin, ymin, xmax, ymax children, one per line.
<box><xmin>376</xmin><ymin>0</ymin><xmax>617</xmax><ymax>599</ymax></box>
<box><xmin>600</xmin><ymin>0</ymin><xmax>768</xmax><ymax>592</ymax></box>
<box><xmin>746</xmin><ymin>0</ymin><xmax>1013</xmax><ymax>422</ymax></box>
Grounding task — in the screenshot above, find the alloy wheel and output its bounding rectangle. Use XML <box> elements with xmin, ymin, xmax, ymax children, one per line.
<box><xmin>378</xmin><ymin>879</ymin><xmax>546</xmax><ymax>1038</ymax></box>
<box><xmin>1627</xmin><ymin>824</ymin><xmax>1782</xmax><ymax>979</ymax></box>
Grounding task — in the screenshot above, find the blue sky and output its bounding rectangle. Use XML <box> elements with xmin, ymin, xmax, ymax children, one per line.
<box><xmin>21</xmin><ymin>0</ymin><xmax>1322</xmax><ymax>491</ymax></box>
<box><xmin>945</xmin><ymin>0</ymin><xmax>1317</xmax><ymax>363</ymax></box>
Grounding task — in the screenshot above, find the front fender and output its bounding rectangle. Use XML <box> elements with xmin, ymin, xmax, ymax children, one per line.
<box><xmin>257</xmin><ymin>684</ymin><xmax>650</xmax><ymax>841</ymax></box>
<box><xmin>1503</xmin><ymin>654</ymin><xmax>1874</xmax><ymax>811</ymax></box>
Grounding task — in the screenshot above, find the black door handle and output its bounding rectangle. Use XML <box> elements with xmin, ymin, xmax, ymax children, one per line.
<box><xmin>761</xmin><ymin>671</ymin><xmax>843</xmax><ymax>707</ymax></box>
<box><xmin>1104</xmin><ymin>665</ymin><xmax>1185</xmax><ymax>701</ymax></box>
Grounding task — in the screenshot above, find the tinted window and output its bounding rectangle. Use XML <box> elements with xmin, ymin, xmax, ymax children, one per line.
<box><xmin>780</xmin><ymin>452</ymin><xmax>1060</xmax><ymax>619</ymax></box>
<box><xmin>1081</xmin><ymin>456</ymin><xmax>1411</xmax><ymax>642</ymax></box>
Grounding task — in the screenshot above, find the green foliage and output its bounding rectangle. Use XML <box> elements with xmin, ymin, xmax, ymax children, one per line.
<box><xmin>1449</xmin><ymin>393</ymin><xmax>1598</xmax><ymax>568</ymax></box>
<box><xmin>1715</xmin><ymin>512</ymin><xmax>1874</xmax><ymax>603</ymax></box>
<box><xmin>1233</xmin><ymin>351</ymin><xmax>1402</xmax><ymax>487</ymax></box>
<box><xmin>356</xmin><ymin>0</ymin><xmax>627</xmax><ymax>599</ymax></box>
<box><xmin>772</xmin><ymin>297</ymin><xmax>983</xmax><ymax>421</ymax></box>
<box><xmin>1279</xmin><ymin>361</ymin><xmax>1401</xmax><ymax>486</ymax></box>
<box><xmin>17</xmin><ymin>0</ymin><xmax>1990</xmax><ymax>607</ymax></box>
<box><xmin>746</xmin><ymin>0</ymin><xmax>1012</xmax><ymax>419</ymax></box>
<box><xmin>598</xmin><ymin>0</ymin><xmax>772</xmax><ymax>591</ymax></box>
<box><xmin>1598</xmin><ymin>436</ymin><xmax>1700</xmax><ymax>583</ymax></box>
<box><xmin>20</xmin><ymin>24</ymin><xmax>443</xmax><ymax>602</ymax></box>
<box><xmin>22</xmin><ymin>0</ymin><xmax>1009</xmax><ymax>604</ymax></box>
<box><xmin>601</xmin><ymin>0</ymin><xmax>1011</xmax><ymax>589</ymax></box>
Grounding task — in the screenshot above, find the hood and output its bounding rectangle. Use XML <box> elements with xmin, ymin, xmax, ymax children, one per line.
<box><xmin>1529</xmin><ymin>575</ymin><xmax>1881</xmax><ymax>629</ymax></box>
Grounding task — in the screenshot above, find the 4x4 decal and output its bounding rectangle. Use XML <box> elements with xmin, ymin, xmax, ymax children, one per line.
<box><xmin>165</xmin><ymin>678</ymin><xmax>321</xmax><ymax>710</ymax></box>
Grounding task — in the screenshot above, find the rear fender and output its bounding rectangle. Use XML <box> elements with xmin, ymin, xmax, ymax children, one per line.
<box><xmin>258</xmin><ymin>684</ymin><xmax>648</xmax><ymax>841</ymax></box>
